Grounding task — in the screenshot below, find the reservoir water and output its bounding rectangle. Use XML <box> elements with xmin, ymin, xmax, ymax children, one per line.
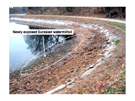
<box><xmin>9</xmin><ymin>22</ymin><xmax>71</xmax><ymax>72</ymax></box>
<box><xmin>9</xmin><ymin>22</ymin><xmax>34</xmax><ymax>72</ymax></box>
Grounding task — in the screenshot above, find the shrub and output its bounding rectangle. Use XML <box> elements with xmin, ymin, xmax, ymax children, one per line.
<box><xmin>66</xmin><ymin>7</ymin><xmax>73</xmax><ymax>12</ymax></box>
<box><xmin>115</xmin><ymin>39</ymin><xmax>121</xmax><ymax>45</ymax></box>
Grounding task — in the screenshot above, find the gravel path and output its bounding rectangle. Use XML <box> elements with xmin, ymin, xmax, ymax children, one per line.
<box><xmin>11</xmin><ymin>14</ymin><xmax>126</xmax><ymax>24</ymax></box>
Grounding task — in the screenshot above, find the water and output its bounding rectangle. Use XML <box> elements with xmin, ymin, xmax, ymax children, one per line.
<box><xmin>9</xmin><ymin>34</ymin><xmax>34</xmax><ymax>72</ymax></box>
<box><xmin>9</xmin><ymin>22</ymin><xmax>72</xmax><ymax>72</ymax></box>
<box><xmin>9</xmin><ymin>22</ymin><xmax>33</xmax><ymax>72</ymax></box>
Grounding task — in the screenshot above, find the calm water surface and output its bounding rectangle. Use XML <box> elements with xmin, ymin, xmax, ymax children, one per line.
<box><xmin>9</xmin><ymin>22</ymin><xmax>71</xmax><ymax>72</ymax></box>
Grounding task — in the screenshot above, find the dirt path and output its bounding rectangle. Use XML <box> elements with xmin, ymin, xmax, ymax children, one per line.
<box><xmin>12</xmin><ymin>14</ymin><xmax>126</xmax><ymax>24</ymax></box>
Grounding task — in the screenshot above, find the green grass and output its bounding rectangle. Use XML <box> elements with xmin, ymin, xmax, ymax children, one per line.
<box><xmin>78</xmin><ymin>86</ymin><xmax>83</xmax><ymax>92</ymax></box>
<box><xmin>114</xmin><ymin>49</ymin><xmax>117</xmax><ymax>52</ymax></box>
<box><xmin>112</xmin><ymin>22</ymin><xmax>125</xmax><ymax>30</ymax></box>
<box><xmin>119</xmin><ymin>86</ymin><xmax>126</xmax><ymax>93</ymax></box>
<box><xmin>115</xmin><ymin>54</ymin><xmax>122</xmax><ymax>58</ymax></box>
<box><xmin>113</xmin><ymin>28</ymin><xmax>119</xmax><ymax>33</ymax></box>
<box><xmin>97</xmin><ymin>20</ymin><xmax>126</xmax><ymax>30</ymax></box>
<box><xmin>105</xmin><ymin>86</ymin><xmax>125</xmax><ymax>94</ymax></box>
<box><xmin>122</xmin><ymin>70</ymin><xmax>126</xmax><ymax>75</ymax></box>
<box><xmin>106</xmin><ymin>87</ymin><xmax>112</xmax><ymax>92</ymax></box>
<box><xmin>105</xmin><ymin>69</ymin><xmax>126</xmax><ymax>94</ymax></box>
<box><xmin>106</xmin><ymin>87</ymin><xmax>115</xmax><ymax>94</ymax></box>
<box><xmin>72</xmin><ymin>80</ymin><xmax>76</xmax><ymax>83</ymax></box>
<box><xmin>115</xmin><ymin>39</ymin><xmax>121</xmax><ymax>45</ymax></box>
<box><xmin>108</xmin><ymin>65</ymin><xmax>113</xmax><ymax>70</ymax></box>
<box><xmin>111</xmin><ymin>49</ymin><xmax>117</xmax><ymax>52</ymax></box>
<box><xmin>106</xmin><ymin>21</ymin><xmax>126</xmax><ymax>30</ymax></box>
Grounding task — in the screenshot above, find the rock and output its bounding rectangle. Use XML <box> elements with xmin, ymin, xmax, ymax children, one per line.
<box><xmin>105</xmin><ymin>32</ymin><xmax>110</xmax><ymax>36</ymax></box>
<box><xmin>94</xmin><ymin>27</ymin><xmax>98</xmax><ymax>30</ymax></box>
<box><xmin>107</xmin><ymin>41</ymin><xmax>111</xmax><ymax>44</ymax></box>
<box><xmin>67</xmin><ymin>85</ymin><xmax>73</xmax><ymax>89</ymax></box>
<box><xmin>57</xmin><ymin>61</ymin><xmax>66</xmax><ymax>66</ymax></box>
<box><xmin>100</xmin><ymin>30</ymin><xmax>104</xmax><ymax>33</ymax></box>
<box><xmin>82</xmin><ymin>65</ymin><xmax>86</xmax><ymax>67</ymax></box>
<box><xmin>74</xmin><ymin>68</ymin><xmax>78</xmax><ymax>72</ymax></box>
<box><xmin>86</xmin><ymin>24</ymin><xmax>91</xmax><ymax>26</ymax></box>
<box><xmin>26</xmin><ymin>88</ymin><xmax>32</xmax><ymax>91</ymax></box>
<box><xmin>108</xmin><ymin>36</ymin><xmax>115</xmax><ymax>42</ymax></box>
<box><xmin>106</xmin><ymin>38</ymin><xmax>109</xmax><ymax>41</ymax></box>
<box><xmin>99</xmin><ymin>27</ymin><xmax>104</xmax><ymax>30</ymax></box>
<box><xmin>93</xmin><ymin>35</ymin><xmax>96</xmax><ymax>38</ymax></box>
<box><xmin>45</xmin><ymin>84</ymin><xmax>66</xmax><ymax>94</ymax></box>
<box><xmin>104</xmin><ymin>51</ymin><xmax>110</xmax><ymax>56</ymax></box>
<box><xmin>99</xmin><ymin>54</ymin><xmax>105</xmax><ymax>57</ymax></box>
<box><xmin>89</xmin><ymin>64</ymin><xmax>95</xmax><ymax>68</ymax></box>
<box><xmin>36</xmin><ymin>89</ymin><xmax>40</xmax><ymax>92</ymax></box>
<box><xmin>69</xmin><ymin>68</ymin><xmax>74</xmax><ymax>73</ymax></box>
<box><xmin>10</xmin><ymin>82</ymin><xmax>13</xmax><ymax>85</ymax></box>
<box><xmin>52</xmin><ymin>77</ymin><xmax>56</xmax><ymax>79</ymax></box>
<box><xmin>80</xmin><ymin>51</ymin><xmax>84</xmax><ymax>55</ymax></box>
<box><xmin>101</xmin><ymin>49</ymin><xmax>106</xmax><ymax>54</ymax></box>
<box><xmin>104</xmin><ymin>53</ymin><xmax>113</xmax><ymax>59</ymax></box>
<box><xmin>88</xmin><ymin>37</ymin><xmax>91</xmax><ymax>39</ymax></box>
<box><xmin>86</xmin><ymin>64</ymin><xmax>95</xmax><ymax>70</ymax></box>
<box><xmin>67</xmin><ymin>80</ymin><xmax>71</xmax><ymax>82</ymax></box>
<box><xmin>67</xmin><ymin>78</ymin><xmax>76</xmax><ymax>85</ymax></box>
<box><xmin>96</xmin><ymin>58</ymin><xmax>102</xmax><ymax>64</ymax></box>
<box><xmin>79</xmin><ymin>70</ymin><xmax>86</xmax><ymax>76</ymax></box>
<box><xmin>122</xmin><ymin>64</ymin><xmax>125</xmax><ymax>68</ymax></box>
<box><xmin>107</xmin><ymin>44</ymin><xmax>110</xmax><ymax>48</ymax></box>
<box><xmin>100</xmin><ymin>44</ymin><xmax>107</xmax><ymax>49</ymax></box>
<box><xmin>94</xmin><ymin>25</ymin><xmax>98</xmax><ymax>28</ymax></box>
<box><xmin>104</xmin><ymin>30</ymin><xmax>108</xmax><ymax>33</ymax></box>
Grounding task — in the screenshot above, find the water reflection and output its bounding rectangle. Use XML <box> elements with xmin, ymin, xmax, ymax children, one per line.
<box><xmin>23</xmin><ymin>35</ymin><xmax>65</xmax><ymax>55</ymax></box>
<box><xmin>24</xmin><ymin>25</ymin><xmax>73</xmax><ymax>55</ymax></box>
<box><xmin>9</xmin><ymin>23</ymin><xmax>73</xmax><ymax>72</ymax></box>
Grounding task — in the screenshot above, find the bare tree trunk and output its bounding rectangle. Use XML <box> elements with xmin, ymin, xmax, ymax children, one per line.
<box><xmin>88</xmin><ymin>7</ymin><xmax>91</xmax><ymax>16</ymax></box>
<box><xmin>58</xmin><ymin>7</ymin><xmax>61</xmax><ymax>15</ymax></box>
<box><xmin>78</xmin><ymin>9</ymin><xmax>81</xmax><ymax>16</ymax></box>
<box><xmin>102</xmin><ymin>7</ymin><xmax>104</xmax><ymax>14</ymax></box>
<box><xmin>83</xmin><ymin>7</ymin><xmax>84</xmax><ymax>15</ymax></box>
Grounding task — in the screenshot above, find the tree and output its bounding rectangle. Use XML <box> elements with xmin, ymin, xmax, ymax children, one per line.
<box><xmin>102</xmin><ymin>7</ymin><xmax>104</xmax><ymax>14</ymax></box>
<box><xmin>105</xmin><ymin>7</ymin><xmax>113</xmax><ymax>18</ymax></box>
<box><xmin>9</xmin><ymin>7</ymin><xmax>13</xmax><ymax>14</ymax></box>
<box><xmin>105</xmin><ymin>7</ymin><xmax>113</xmax><ymax>13</ymax></box>
<box><xmin>65</xmin><ymin>7</ymin><xmax>73</xmax><ymax>12</ymax></box>
<box><xmin>57</xmin><ymin>7</ymin><xmax>61</xmax><ymax>15</ymax></box>
<box><xmin>83</xmin><ymin>7</ymin><xmax>84</xmax><ymax>15</ymax></box>
<box><xmin>88</xmin><ymin>7</ymin><xmax>91</xmax><ymax>16</ymax></box>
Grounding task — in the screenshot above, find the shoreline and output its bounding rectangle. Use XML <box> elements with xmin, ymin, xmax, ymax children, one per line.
<box><xmin>9</xmin><ymin>15</ymin><xmax>125</xmax><ymax>94</ymax></box>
